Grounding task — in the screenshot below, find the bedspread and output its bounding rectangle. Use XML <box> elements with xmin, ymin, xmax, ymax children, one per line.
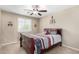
<box><xmin>21</xmin><ymin>33</ymin><xmax>61</xmax><ymax>54</ymax></box>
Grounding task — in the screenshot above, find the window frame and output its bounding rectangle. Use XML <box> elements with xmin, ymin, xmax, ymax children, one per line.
<box><xmin>18</xmin><ymin>17</ymin><xmax>32</xmax><ymax>32</ymax></box>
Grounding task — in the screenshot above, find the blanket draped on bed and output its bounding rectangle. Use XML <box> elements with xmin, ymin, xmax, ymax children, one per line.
<box><xmin>34</xmin><ymin>35</ymin><xmax>54</xmax><ymax>54</ymax></box>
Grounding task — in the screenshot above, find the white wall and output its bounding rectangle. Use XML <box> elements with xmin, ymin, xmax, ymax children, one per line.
<box><xmin>0</xmin><ymin>10</ymin><xmax>2</xmax><ymax>44</ymax></box>
<box><xmin>32</xmin><ymin>18</ymin><xmax>40</xmax><ymax>33</ymax></box>
<box><xmin>39</xmin><ymin>6</ymin><xmax>79</xmax><ymax>49</ymax></box>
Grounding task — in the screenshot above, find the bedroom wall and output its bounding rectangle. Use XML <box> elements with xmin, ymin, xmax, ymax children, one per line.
<box><xmin>0</xmin><ymin>10</ymin><xmax>39</xmax><ymax>46</ymax></box>
<box><xmin>32</xmin><ymin>18</ymin><xmax>40</xmax><ymax>33</ymax></box>
<box><xmin>39</xmin><ymin>6</ymin><xmax>79</xmax><ymax>49</ymax></box>
<box><xmin>0</xmin><ymin>10</ymin><xmax>2</xmax><ymax>45</ymax></box>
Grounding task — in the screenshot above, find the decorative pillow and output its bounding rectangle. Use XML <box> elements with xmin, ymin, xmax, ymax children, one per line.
<box><xmin>45</xmin><ymin>30</ymin><xmax>50</xmax><ymax>35</ymax></box>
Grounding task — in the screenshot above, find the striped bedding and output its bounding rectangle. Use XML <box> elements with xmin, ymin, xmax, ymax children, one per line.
<box><xmin>21</xmin><ymin>33</ymin><xmax>61</xmax><ymax>54</ymax></box>
<box><xmin>34</xmin><ymin>34</ymin><xmax>61</xmax><ymax>53</ymax></box>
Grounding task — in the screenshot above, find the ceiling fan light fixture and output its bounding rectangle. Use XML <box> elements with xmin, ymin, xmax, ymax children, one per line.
<box><xmin>25</xmin><ymin>5</ymin><xmax>47</xmax><ymax>16</ymax></box>
<box><xmin>33</xmin><ymin>11</ymin><xmax>38</xmax><ymax>14</ymax></box>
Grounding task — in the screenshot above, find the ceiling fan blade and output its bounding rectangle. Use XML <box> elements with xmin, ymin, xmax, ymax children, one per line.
<box><xmin>38</xmin><ymin>13</ymin><xmax>42</xmax><ymax>16</ymax></box>
<box><xmin>30</xmin><ymin>13</ymin><xmax>33</xmax><ymax>15</ymax></box>
<box><xmin>38</xmin><ymin>10</ymin><xmax>47</xmax><ymax>12</ymax></box>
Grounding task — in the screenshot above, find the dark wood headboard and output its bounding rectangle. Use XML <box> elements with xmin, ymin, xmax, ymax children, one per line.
<box><xmin>44</xmin><ymin>28</ymin><xmax>62</xmax><ymax>36</ymax></box>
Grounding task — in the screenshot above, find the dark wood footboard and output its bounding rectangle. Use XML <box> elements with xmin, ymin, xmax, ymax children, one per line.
<box><xmin>20</xmin><ymin>34</ymin><xmax>35</xmax><ymax>54</ymax></box>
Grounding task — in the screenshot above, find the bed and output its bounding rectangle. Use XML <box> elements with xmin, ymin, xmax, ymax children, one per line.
<box><xmin>20</xmin><ymin>28</ymin><xmax>62</xmax><ymax>54</ymax></box>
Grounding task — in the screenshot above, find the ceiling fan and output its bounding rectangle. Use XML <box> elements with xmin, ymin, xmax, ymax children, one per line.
<box><xmin>24</xmin><ymin>5</ymin><xmax>47</xmax><ymax>16</ymax></box>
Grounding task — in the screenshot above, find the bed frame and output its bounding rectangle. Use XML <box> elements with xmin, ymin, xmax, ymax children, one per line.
<box><xmin>20</xmin><ymin>28</ymin><xmax>62</xmax><ymax>54</ymax></box>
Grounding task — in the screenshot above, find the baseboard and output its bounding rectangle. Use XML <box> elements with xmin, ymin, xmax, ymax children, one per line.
<box><xmin>0</xmin><ymin>41</ymin><xmax>19</xmax><ymax>48</ymax></box>
<box><xmin>63</xmin><ymin>44</ymin><xmax>79</xmax><ymax>52</ymax></box>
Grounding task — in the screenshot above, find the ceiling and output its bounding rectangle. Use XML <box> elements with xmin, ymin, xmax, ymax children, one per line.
<box><xmin>0</xmin><ymin>5</ymin><xmax>75</xmax><ymax>18</ymax></box>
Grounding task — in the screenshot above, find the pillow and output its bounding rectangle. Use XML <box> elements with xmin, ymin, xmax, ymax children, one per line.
<box><xmin>45</xmin><ymin>30</ymin><xmax>50</xmax><ymax>35</ymax></box>
<box><xmin>50</xmin><ymin>31</ymin><xmax>57</xmax><ymax>35</ymax></box>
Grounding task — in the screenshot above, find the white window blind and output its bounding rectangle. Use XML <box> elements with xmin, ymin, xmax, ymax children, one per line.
<box><xmin>18</xmin><ymin>18</ymin><xmax>32</xmax><ymax>32</ymax></box>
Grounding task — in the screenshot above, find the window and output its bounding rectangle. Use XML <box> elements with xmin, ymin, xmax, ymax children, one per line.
<box><xmin>18</xmin><ymin>18</ymin><xmax>32</xmax><ymax>32</ymax></box>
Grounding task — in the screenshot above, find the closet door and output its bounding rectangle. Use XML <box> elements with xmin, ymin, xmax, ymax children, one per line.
<box><xmin>1</xmin><ymin>11</ymin><xmax>18</xmax><ymax>45</ymax></box>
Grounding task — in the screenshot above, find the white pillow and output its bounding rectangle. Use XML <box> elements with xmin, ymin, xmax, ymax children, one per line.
<box><xmin>51</xmin><ymin>31</ymin><xmax>57</xmax><ymax>35</ymax></box>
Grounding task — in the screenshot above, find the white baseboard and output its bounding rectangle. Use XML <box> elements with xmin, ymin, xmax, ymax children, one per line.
<box><xmin>0</xmin><ymin>41</ymin><xmax>19</xmax><ymax>48</ymax></box>
<box><xmin>63</xmin><ymin>44</ymin><xmax>79</xmax><ymax>52</ymax></box>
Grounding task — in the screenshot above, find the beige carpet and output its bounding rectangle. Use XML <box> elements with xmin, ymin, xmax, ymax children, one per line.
<box><xmin>0</xmin><ymin>43</ymin><xmax>79</xmax><ymax>54</ymax></box>
<box><xmin>0</xmin><ymin>43</ymin><xmax>26</xmax><ymax>54</ymax></box>
<box><xmin>45</xmin><ymin>46</ymin><xmax>79</xmax><ymax>54</ymax></box>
